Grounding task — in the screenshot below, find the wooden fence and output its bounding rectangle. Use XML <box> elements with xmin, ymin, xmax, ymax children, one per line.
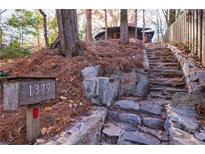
<box><xmin>164</xmin><ymin>10</ymin><xmax>205</xmax><ymax>67</ymax></box>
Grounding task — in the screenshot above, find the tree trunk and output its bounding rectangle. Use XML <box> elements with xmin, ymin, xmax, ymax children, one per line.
<box><xmin>169</xmin><ymin>9</ymin><xmax>176</xmax><ymax>26</ymax></box>
<box><xmin>56</xmin><ymin>9</ymin><xmax>82</xmax><ymax>58</ymax></box>
<box><xmin>39</xmin><ymin>9</ymin><xmax>49</xmax><ymax>47</ymax></box>
<box><xmin>162</xmin><ymin>9</ymin><xmax>169</xmax><ymax>28</ymax></box>
<box><xmin>0</xmin><ymin>27</ymin><xmax>2</xmax><ymax>45</ymax></box>
<box><xmin>104</xmin><ymin>9</ymin><xmax>108</xmax><ymax>40</ymax></box>
<box><xmin>135</xmin><ymin>9</ymin><xmax>138</xmax><ymax>42</ymax></box>
<box><xmin>120</xmin><ymin>9</ymin><xmax>129</xmax><ymax>44</ymax></box>
<box><xmin>36</xmin><ymin>24</ymin><xmax>40</xmax><ymax>49</ymax></box>
<box><xmin>156</xmin><ymin>10</ymin><xmax>160</xmax><ymax>43</ymax></box>
<box><xmin>85</xmin><ymin>9</ymin><xmax>92</xmax><ymax>42</ymax></box>
<box><xmin>142</xmin><ymin>9</ymin><xmax>145</xmax><ymax>44</ymax></box>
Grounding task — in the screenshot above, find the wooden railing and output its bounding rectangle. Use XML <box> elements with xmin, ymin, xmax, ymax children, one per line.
<box><xmin>164</xmin><ymin>10</ymin><xmax>205</xmax><ymax>67</ymax></box>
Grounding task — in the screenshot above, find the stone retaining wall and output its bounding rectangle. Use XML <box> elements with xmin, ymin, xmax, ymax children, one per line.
<box><xmin>167</xmin><ymin>44</ymin><xmax>205</xmax><ymax>92</ymax></box>
<box><xmin>165</xmin><ymin>44</ymin><xmax>205</xmax><ymax>144</ymax></box>
<box><xmin>81</xmin><ymin>65</ymin><xmax>150</xmax><ymax>107</ymax></box>
<box><xmin>165</xmin><ymin>99</ymin><xmax>205</xmax><ymax>144</ymax></box>
<box><xmin>35</xmin><ymin>106</ymin><xmax>107</xmax><ymax>145</ymax></box>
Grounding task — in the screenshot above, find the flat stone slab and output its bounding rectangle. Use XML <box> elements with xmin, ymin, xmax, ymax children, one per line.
<box><xmin>117</xmin><ymin>137</ymin><xmax>135</xmax><ymax>145</ymax></box>
<box><xmin>140</xmin><ymin>101</ymin><xmax>163</xmax><ymax>115</ymax></box>
<box><xmin>148</xmin><ymin>98</ymin><xmax>171</xmax><ymax>106</ymax></box>
<box><xmin>195</xmin><ymin>129</ymin><xmax>205</xmax><ymax>142</ymax></box>
<box><xmin>121</xmin><ymin>131</ymin><xmax>161</xmax><ymax>145</ymax></box>
<box><xmin>81</xmin><ymin>65</ymin><xmax>100</xmax><ymax>79</ymax></box>
<box><xmin>143</xmin><ymin>117</ymin><xmax>164</xmax><ymax>129</ymax></box>
<box><xmin>113</xmin><ymin>100</ymin><xmax>140</xmax><ymax>111</ymax></box>
<box><xmin>107</xmin><ymin>110</ymin><xmax>119</xmax><ymax>121</ymax></box>
<box><xmin>170</xmin><ymin>128</ymin><xmax>202</xmax><ymax>145</ymax></box>
<box><xmin>35</xmin><ymin>106</ymin><xmax>107</xmax><ymax>145</ymax></box>
<box><xmin>171</xmin><ymin>112</ymin><xmax>200</xmax><ymax>133</ymax></box>
<box><xmin>138</xmin><ymin>126</ymin><xmax>168</xmax><ymax>141</ymax></box>
<box><xmin>171</xmin><ymin>105</ymin><xmax>198</xmax><ymax>117</ymax></box>
<box><xmin>119</xmin><ymin>113</ymin><xmax>141</xmax><ymax>125</ymax></box>
<box><xmin>115</xmin><ymin>122</ymin><xmax>139</xmax><ymax>131</ymax></box>
<box><xmin>102</xmin><ymin>123</ymin><xmax>124</xmax><ymax>137</ymax></box>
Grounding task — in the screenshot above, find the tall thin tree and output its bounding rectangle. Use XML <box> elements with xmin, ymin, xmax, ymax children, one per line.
<box><xmin>169</xmin><ymin>9</ymin><xmax>176</xmax><ymax>27</ymax></box>
<box><xmin>39</xmin><ymin>9</ymin><xmax>49</xmax><ymax>47</ymax></box>
<box><xmin>56</xmin><ymin>9</ymin><xmax>82</xmax><ymax>58</ymax></box>
<box><xmin>135</xmin><ymin>9</ymin><xmax>138</xmax><ymax>42</ymax></box>
<box><xmin>104</xmin><ymin>9</ymin><xmax>108</xmax><ymax>40</ymax></box>
<box><xmin>85</xmin><ymin>9</ymin><xmax>92</xmax><ymax>42</ymax></box>
<box><xmin>120</xmin><ymin>9</ymin><xmax>129</xmax><ymax>44</ymax></box>
<box><xmin>142</xmin><ymin>9</ymin><xmax>145</xmax><ymax>44</ymax></box>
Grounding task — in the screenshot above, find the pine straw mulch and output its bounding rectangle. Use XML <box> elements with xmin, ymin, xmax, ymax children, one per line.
<box><xmin>0</xmin><ymin>39</ymin><xmax>144</xmax><ymax>144</ymax></box>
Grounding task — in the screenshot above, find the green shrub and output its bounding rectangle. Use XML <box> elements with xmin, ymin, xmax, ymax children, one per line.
<box><xmin>0</xmin><ymin>46</ymin><xmax>30</xmax><ymax>59</ymax></box>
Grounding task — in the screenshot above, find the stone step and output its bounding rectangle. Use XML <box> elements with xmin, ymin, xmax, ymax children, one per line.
<box><xmin>119</xmin><ymin>131</ymin><xmax>161</xmax><ymax>145</ymax></box>
<box><xmin>107</xmin><ymin>110</ymin><xmax>142</xmax><ymax>126</ymax></box>
<box><xmin>150</xmin><ymin>80</ymin><xmax>186</xmax><ymax>87</ymax></box>
<box><xmin>151</xmin><ymin>78</ymin><xmax>184</xmax><ymax>82</ymax></box>
<box><xmin>149</xmin><ymin>87</ymin><xmax>165</xmax><ymax>91</ymax></box>
<box><xmin>149</xmin><ymin>63</ymin><xmax>162</xmax><ymax>66</ymax></box>
<box><xmin>161</xmin><ymin>70</ymin><xmax>183</xmax><ymax>78</ymax></box>
<box><xmin>98</xmin><ymin>141</ymin><xmax>112</xmax><ymax>145</ymax></box>
<box><xmin>113</xmin><ymin>100</ymin><xmax>140</xmax><ymax>112</ymax></box>
<box><xmin>165</xmin><ymin>87</ymin><xmax>187</xmax><ymax>93</ymax></box>
<box><xmin>117</xmin><ymin>137</ymin><xmax>136</xmax><ymax>145</ymax></box>
<box><xmin>159</xmin><ymin>63</ymin><xmax>179</xmax><ymax>67</ymax></box>
<box><xmin>161</xmin><ymin>60</ymin><xmax>178</xmax><ymax>63</ymax></box>
<box><xmin>118</xmin><ymin>96</ymin><xmax>144</xmax><ymax>101</ymax></box>
<box><xmin>140</xmin><ymin>100</ymin><xmax>163</xmax><ymax>116</ymax></box>
<box><xmin>138</xmin><ymin>125</ymin><xmax>169</xmax><ymax>142</ymax></box>
<box><xmin>149</xmin><ymin>57</ymin><xmax>159</xmax><ymax>60</ymax></box>
<box><xmin>101</xmin><ymin>122</ymin><xmax>124</xmax><ymax>144</ymax></box>
<box><xmin>149</xmin><ymin>91</ymin><xmax>166</xmax><ymax>99</ymax></box>
<box><xmin>149</xmin><ymin>91</ymin><xmax>173</xmax><ymax>100</ymax></box>
<box><xmin>143</xmin><ymin>117</ymin><xmax>164</xmax><ymax>129</ymax></box>
<box><xmin>150</xmin><ymin>66</ymin><xmax>179</xmax><ymax>71</ymax></box>
<box><xmin>118</xmin><ymin>113</ymin><xmax>142</xmax><ymax>125</ymax></box>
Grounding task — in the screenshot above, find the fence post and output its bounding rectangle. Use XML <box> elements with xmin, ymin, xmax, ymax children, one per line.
<box><xmin>195</xmin><ymin>10</ymin><xmax>198</xmax><ymax>55</ymax></box>
<box><xmin>202</xmin><ymin>10</ymin><xmax>205</xmax><ymax>66</ymax></box>
<box><xmin>189</xmin><ymin>10</ymin><xmax>193</xmax><ymax>52</ymax></box>
<box><xmin>192</xmin><ymin>10</ymin><xmax>195</xmax><ymax>53</ymax></box>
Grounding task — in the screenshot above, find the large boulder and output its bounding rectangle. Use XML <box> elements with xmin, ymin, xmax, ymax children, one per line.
<box><xmin>119</xmin><ymin>70</ymin><xmax>139</xmax><ymax>95</ymax></box>
<box><xmin>134</xmin><ymin>69</ymin><xmax>150</xmax><ymax>97</ymax></box>
<box><xmin>171</xmin><ymin>112</ymin><xmax>200</xmax><ymax>133</ymax></box>
<box><xmin>195</xmin><ymin>128</ymin><xmax>205</xmax><ymax>142</ymax></box>
<box><xmin>80</xmin><ymin>65</ymin><xmax>101</xmax><ymax>79</ymax></box>
<box><xmin>199</xmin><ymin>71</ymin><xmax>205</xmax><ymax>91</ymax></box>
<box><xmin>172</xmin><ymin>91</ymin><xmax>205</xmax><ymax>107</ymax></box>
<box><xmin>82</xmin><ymin>77</ymin><xmax>100</xmax><ymax>105</ymax></box>
<box><xmin>119</xmin><ymin>69</ymin><xmax>150</xmax><ymax>97</ymax></box>
<box><xmin>170</xmin><ymin>127</ymin><xmax>202</xmax><ymax>145</ymax></box>
<box><xmin>82</xmin><ymin>77</ymin><xmax>120</xmax><ymax>107</ymax></box>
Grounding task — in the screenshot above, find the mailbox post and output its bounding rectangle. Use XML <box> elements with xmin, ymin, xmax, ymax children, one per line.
<box><xmin>1</xmin><ymin>76</ymin><xmax>56</xmax><ymax>143</ymax></box>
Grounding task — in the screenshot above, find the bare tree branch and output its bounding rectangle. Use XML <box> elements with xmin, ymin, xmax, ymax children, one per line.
<box><xmin>0</xmin><ymin>9</ymin><xmax>7</xmax><ymax>15</ymax></box>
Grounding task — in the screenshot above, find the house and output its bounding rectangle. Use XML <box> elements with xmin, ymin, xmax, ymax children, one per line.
<box><xmin>94</xmin><ymin>25</ymin><xmax>155</xmax><ymax>43</ymax></box>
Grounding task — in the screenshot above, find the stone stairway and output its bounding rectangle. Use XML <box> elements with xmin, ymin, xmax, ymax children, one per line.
<box><xmin>99</xmin><ymin>47</ymin><xmax>188</xmax><ymax>145</ymax></box>
<box><xmin>99</xmin><ymin>49</ymin><xmax>187</xmax><ymax>145</ymax></box>
<box><xmin>147</xmin><ymin>48</ymin><xmax>187</xmax><ymax>100</ymax></box>
<box><xmin>100</xmin><ymin>98</ymin><xmax>169</xmax><ymax>145</ymax></box>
